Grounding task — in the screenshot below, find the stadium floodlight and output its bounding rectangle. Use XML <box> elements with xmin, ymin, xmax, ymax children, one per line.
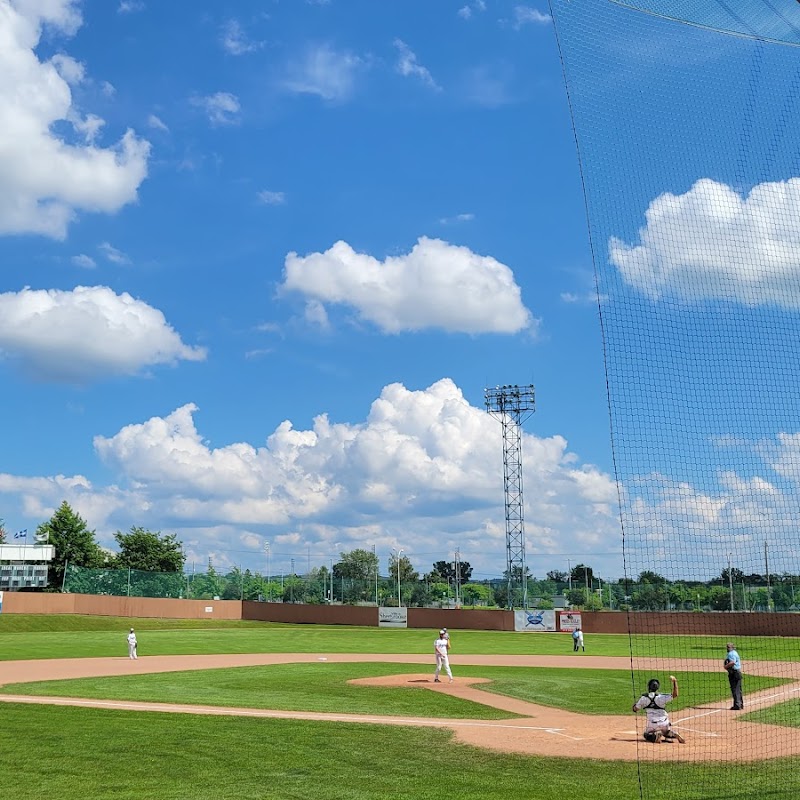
<box><xmin>485</xmin><ymin>384</ymin><xmax>535</xmax><ymax>610</ymax></box>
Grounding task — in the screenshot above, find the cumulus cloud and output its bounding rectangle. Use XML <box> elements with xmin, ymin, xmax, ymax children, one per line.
<box><xmin>77</xmin><ymin>379</ymin><xmax>617</xmax><ymax>572</ymax></box>
<box><xmin>393</xmin><ymin>39</ymin><xmax>441</xmax><ymax>91</ymax></box>
<box><xmin>0</xmin><ymin>286</ymin><xmax>206</xmax><ymax>382</ymax></box>
<box><xmin>283</xmin><ymin>44</ymin><xmax>364</xmax><ymax>102</ymax></box>
<box><xmin>191</xmin><ymin>92</ymin><xmax>241</xmax><ymax>125</ymax></box>
<box><xmin>0</xmin><ymin>0</ymin><xmax>150</xmax><ymax>239</ymax></box>
<box><xmin>610</xmin><ymin>178</ymin><xmax>800</xmax><ymax>308</ymax></box>
<box><xmin>280</xmin><ymin>236</ymin><xmax>535</xmax><ymax>334</ymax></box>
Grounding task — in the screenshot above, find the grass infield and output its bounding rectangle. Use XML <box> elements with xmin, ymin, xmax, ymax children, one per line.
<box><xmin>1</xmin><ymin>663</ymin><xmax>786</xmax><ymax>718</ymax></box>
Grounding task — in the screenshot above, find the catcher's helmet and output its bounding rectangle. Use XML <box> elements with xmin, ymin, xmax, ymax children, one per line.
<box><xmin>647</xmin><ymin>678</ymin><xmax>660</xmax><ymax>693</ymax></box>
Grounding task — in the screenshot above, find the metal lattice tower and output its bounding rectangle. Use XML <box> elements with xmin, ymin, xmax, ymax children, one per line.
<box><xmin>485</xmin><ymin>384</ymin><xmax>535</xmax><ymax>609</ymax></box>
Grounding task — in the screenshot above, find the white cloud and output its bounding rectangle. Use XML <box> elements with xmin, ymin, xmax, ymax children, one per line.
<box><xmin>458</xmin><ymin>1</ymin><xmax>486</xmax><ymax>19</ymax></box>
<box><xmin>283</xmin><ymin>44</ymin><xmax>364</xmax><ymax>102</ymax></box>
<box><xmin>220</xmin><ymin>19</ymin><xmax>262</xmax><ymax>55</ymax></box>
<box><xmin>117</xmin><ymin>1</ymin><xmax>144</xmax><ymax>13</ymax></box>
<box><xmin>98</xmin><ymin>241</ymin><xmax>130</xmax><ymax>264</ymax></box>
<box><xmin>511</xmin><ymin>6</ymin><xmax>551</xmax><ymax>28</ymax></box>
<box><xmin>609</xmin><ymin>178</ymin><xmax>800</xmax><ymax>309</ymax></box>
<box><xmin>303</xmin><ymin>299</ymin><xmax>329</xmax><ymax>330</ymax></box>
<box><xmin>191</xmin><ymin>92</ymin><xmax>241</xmax><ymax>125</ymax></box>
<box><xmin>280</xmin><ymin>236</ymin><xmax>535</xmax><ymax>334</ymax></box>
<box><xmin>0</xmin><ymin>0</ymin><xmax>150</xmax><ymax>239</ymax></box>
<box><xmin>50</xmin><ymin>378</ymin><xmax>614</xmax><ymax>575</ymax></box>
<box><xmin>439</xmin><ymin>212</ymin><xmax>475</xmax><ymax>225</ymax></box>
<box><xmin>50</xmin><ymin>53</ymin><xmax>84</xmax><ymax>84</ymax></box>
<box><xmin>257</xmin><ymin>189</ymin><xmax>286</xmax><ymax>205</ymax></box>
<box><xmin>0</xmin><ymin>286</ymin><xmax>206</xmax><ymax>382</ymax></box>
<box><xmin>393</xmin><ymin>39</ymin><xmax>441</xmax><ymax>92</ymax></box>
<box><xmin>71</xmin><ymin>253</ymin><xmax>96</xmax><ymax>269</ymax></box>
<box><xmin>147</xmin><ymin>113</ymin><xmax>168</xmax><ymax>132</ymax></box>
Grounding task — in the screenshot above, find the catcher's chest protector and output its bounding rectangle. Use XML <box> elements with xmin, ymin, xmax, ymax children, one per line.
<box><xmin>642</xmin><ymin>692</ymin><xmax>660</xmax><ymax>709</ymax></box>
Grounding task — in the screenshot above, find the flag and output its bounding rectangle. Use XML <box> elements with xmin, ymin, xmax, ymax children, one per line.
<box><xmin>14</xmin><ymin>529</ymin><xmax>27</xmax><ymax>539</ymax></box>
<box><xmin>35</xmin><ymin>531</ymin><xmax>49</xmax><ymax>544</ymax></box>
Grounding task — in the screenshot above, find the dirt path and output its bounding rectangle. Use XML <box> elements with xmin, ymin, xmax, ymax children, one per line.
<box><xmin>1</xmin><ymin>653</ymin><xmax>798</xmax><ymax>762</ymax></box>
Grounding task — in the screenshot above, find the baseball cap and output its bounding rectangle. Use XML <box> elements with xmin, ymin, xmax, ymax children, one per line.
<box><xmin>439</xmin><ymin>629</ymin><xmax>445</xmax><ymax>635</ymax></box>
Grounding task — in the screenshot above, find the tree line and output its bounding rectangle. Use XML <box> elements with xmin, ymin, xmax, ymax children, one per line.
<box><xmin>3</xmin><ymin>504</ymin><xmax>797</xmax><ymax>609</ymax></box>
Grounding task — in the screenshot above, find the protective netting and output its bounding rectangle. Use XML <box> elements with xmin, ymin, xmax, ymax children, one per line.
<box><xmin>550</xmin><ymin>0</ymin><xmax>800</xmax><ymax>794</ymax></box>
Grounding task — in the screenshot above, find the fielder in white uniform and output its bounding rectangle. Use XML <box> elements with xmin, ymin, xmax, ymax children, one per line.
<box><xmin>127</xmin><ymin>627</ymin><xmax>138</xmax><ymax>660</ymax></box>
<box><xmin>434</xmin><ymin>630</ymin><xmax>452</xmax><ymax>683</ymax></box>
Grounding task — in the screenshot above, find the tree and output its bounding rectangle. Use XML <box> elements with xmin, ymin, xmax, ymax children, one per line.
<box><xmin>0</xmin><ymin>518</ymin><xmax>6</xmax><ymax>544</ymax></box>
<box><xmin>570</xmin><ymin>563</ymin><xmax>594</xmax><ymax>586</ymax></box>
<box><xmin>37</xmin><ymin>501</ymin><xmax>104</xmax><ymax>590</ymax></box>
<box><xmin>461</xmin><ymin>583</ymin><xmax>494</xmax><ymax>606</ymax></box>
<box><xmin>546</xmin><ymin>569</ymin><xmax>568</xmax><ymax>583</ymax></box>
<box><xmin>112</xmin><ymin>527</ymin><xmax>185</xmax><ymax>572</ymax></box>
<box><xmin>337</xmin><ymin>548</ymin><xmax>379</xmax><ymax>581</ymax></box>
<box><xmin>431</xmin><ymin>559</ymin><xmax>473</xmax><ymax>583</ymax></box>
<box><xmin>388</xmin><ymin>553</ymin><xmax>418</xmax><ymax>606</ymax></box>
<box><xmin>637</xmin><ymin>570</ymin><xmax>666</xmax><ymax>585</ymax></box>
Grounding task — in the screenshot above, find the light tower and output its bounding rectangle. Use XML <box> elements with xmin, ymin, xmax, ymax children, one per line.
<box><xmin>485</xmin><ymin>384</ymin><xmax>535</xmax><ymax>609</ymax></box>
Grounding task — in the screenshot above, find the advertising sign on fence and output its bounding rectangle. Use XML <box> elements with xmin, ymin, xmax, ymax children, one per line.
<box><xmin>514</xmin><ymin>609</ymin><xmax>556</xmax><ymax>631</ymax></box>
<box><xmin>559</xmin><ymin>611</ymin><xmax>582</xmax><ymax>632</ymax></box>
<box><xmin>378</xmin><ymin>607</ymin><xmax>408</xmax><ymax>628</ymax></box>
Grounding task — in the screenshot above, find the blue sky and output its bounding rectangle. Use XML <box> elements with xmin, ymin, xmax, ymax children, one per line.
<box><xmin>11</xmin><ymin>0</ymin><xmax>795</xmax><ymax>585</ymax></box>
<box><xmin>1</xmin><ymin>0</ymin><xmax>619</xmax><ymax>581</ymax></box>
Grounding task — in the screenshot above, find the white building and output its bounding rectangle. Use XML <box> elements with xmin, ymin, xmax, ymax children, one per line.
<box><xmin>0</xmin><ymin>544</ymin><xmax>55</xmax><ymax>590</ymax></box>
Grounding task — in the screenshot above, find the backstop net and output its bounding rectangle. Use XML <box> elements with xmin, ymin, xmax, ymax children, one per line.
<box><xmin>549</xmin><ymin>0</ymin><xmax>800</xmax><ymax>793</ymax></box>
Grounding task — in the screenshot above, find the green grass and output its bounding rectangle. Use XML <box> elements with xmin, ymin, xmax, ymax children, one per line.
<box><xmin>743</xmin><ymin>700</ymin><xmax>800</xmax><ymax>729</ymax></box>
<box><xmin>2</xmin><ymin>614</ymin><xmax>798</xmax><ymax>662</ymax></box>
<box><xmin>0</xmin><ymin>662</ymin><xmax>518</xmax><ymax>719</ymax></box>
<box><xmin>3</xmin><ymin>663</ymin><xmax>786</xmax><ymax>719</ymax></box>
<box><xmin>2</xmin><ymin>616</ymin><xmax>799</xmax><ymax>799</ymax></box>
<box><xmin>2</xmin><ymin>704</ymin><xmax>799</xmax><ymax>800</ymax></box>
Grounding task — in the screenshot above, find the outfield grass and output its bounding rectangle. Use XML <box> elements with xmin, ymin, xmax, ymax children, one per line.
<box><xmin>2</xmin><ymin>703</ymin><xmax>799</xmax><ymax>800</ymax></box>
<box><xmin>2</xmin><ymin>614</ymin><xmax>797</xmax><ymax>662</ymax></box>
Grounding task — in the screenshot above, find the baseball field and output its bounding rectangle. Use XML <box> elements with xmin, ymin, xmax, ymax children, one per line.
<box><xmin>1</xmin><ymin>616</ymin><xmax>798</xmax><ymax>799</ymax></box>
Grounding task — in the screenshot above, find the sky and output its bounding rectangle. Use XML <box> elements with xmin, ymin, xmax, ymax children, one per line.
<box><xmin>9</xmin><ymin>0</ymin><xmax>795</xmax><ymax>585</ymax></box>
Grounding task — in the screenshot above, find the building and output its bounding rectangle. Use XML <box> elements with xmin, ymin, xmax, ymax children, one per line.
<box><xmin>0</xmin><ymin>544</ymin><xmax>55</xmax><ymax>590</ymax></box>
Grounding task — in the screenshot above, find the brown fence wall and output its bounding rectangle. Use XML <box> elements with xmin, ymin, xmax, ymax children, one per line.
<box><xmin>242</xmin><ymin>601</ymin><xmax>377</xmax><ymax>627</ymax></box>
<box><xmin>3</xmin><ymin>593</ymin><xmax>798</xmax><ymax>636</ymax></box>
<box><xmin>583</xmin><ymin>610</ymin><xmax>800</xmax><ymax>637</ymax></box>
<box><xmin>1</xmin><ymin>592</ymin><xmax>241</xmax><ymax>620</ymax></box>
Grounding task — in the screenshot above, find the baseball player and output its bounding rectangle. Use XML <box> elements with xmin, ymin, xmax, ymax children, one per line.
<box><xmin>434</xmin><ymin>629</ymin><xmax>453</xmax><ymax>683</ymax></box>
<box><xmin>127</xmin><ymin>627</ymin><xmax>138</xmax><ymax>660</ymax></box>
<box><xmin>632</xmin><ymin>675</ymin><xmax>684</xmax><ymax>743</ymax></box>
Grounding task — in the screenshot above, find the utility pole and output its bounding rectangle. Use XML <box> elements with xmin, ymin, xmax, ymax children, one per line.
<box><xmin>728</xmin><ymin>554</ymin><xmax>734</xmax><ymax>612</ymax></box>
<box><xmin>765</xmin><ymin>541</ymin><xmax>772</xmax><ymax>612</ymax></box>
<box><xmin>455</xmin><ymin>549</ymin><xmax>461</xmax><ymax>607</ymax></box>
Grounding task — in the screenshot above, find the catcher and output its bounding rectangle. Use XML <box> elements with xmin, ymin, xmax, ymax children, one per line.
<box><xmin>632</xmin><ymin>675</ymin><xmax>685</xmax><ymax>743</ymax></box>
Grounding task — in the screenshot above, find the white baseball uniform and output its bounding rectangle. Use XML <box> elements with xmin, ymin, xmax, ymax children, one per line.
<box><xmin>434</xmin><ymin>636</ymin><xmax>452</xmax><ymax>682</ymax></box>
